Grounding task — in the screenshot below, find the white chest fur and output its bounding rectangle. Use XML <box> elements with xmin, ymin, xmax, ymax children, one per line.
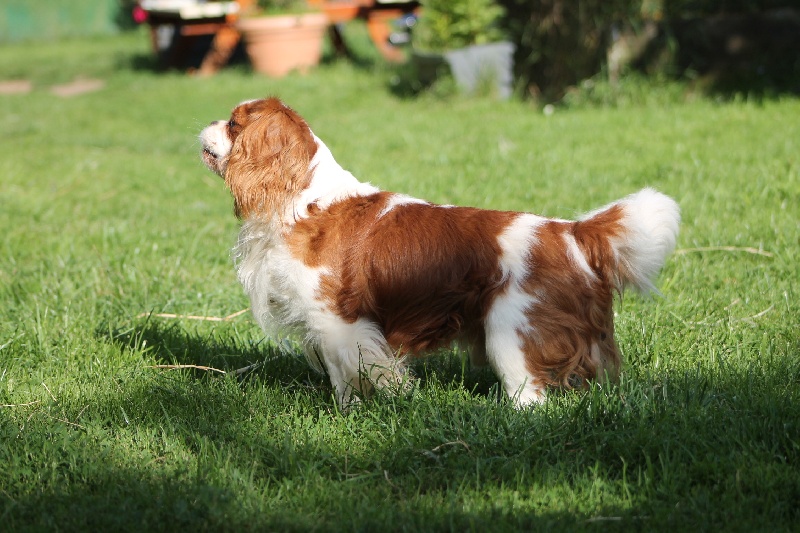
<box><xmin>233</xmin><ymin>219</ymin><xmax>327</xmax><ymax>363</ymax></box>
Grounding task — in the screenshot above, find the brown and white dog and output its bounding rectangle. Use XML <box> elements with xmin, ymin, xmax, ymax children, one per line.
<box><xmin>199</xmin><ymin>97</ymin><xmax>680</xmax><ymax>408</ymax></box>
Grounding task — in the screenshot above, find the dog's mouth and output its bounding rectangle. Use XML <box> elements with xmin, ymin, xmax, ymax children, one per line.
<box><xmin>201</xmin><ymin>147</ymin><xmax>224</xmax><ymax>175</ymax></box>
<box><xmin>202</xmin><ymin>146</ymin><xmax>217</xmax><ymax>160</ymax></box>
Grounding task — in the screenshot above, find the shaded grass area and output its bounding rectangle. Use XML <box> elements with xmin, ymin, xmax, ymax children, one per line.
<box><xmin>1</xmin><ymin>29</ymin><xmax>799</xmax><ymax>531</ymax></box>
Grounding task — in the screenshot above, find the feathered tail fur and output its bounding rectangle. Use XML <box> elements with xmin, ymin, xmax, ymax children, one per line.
<box><xmin>578</xmin><ymin>188</ymin><xmax>681</xmax><ymax>294</ymax></box>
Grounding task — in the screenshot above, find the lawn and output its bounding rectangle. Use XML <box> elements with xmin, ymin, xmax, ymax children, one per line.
<box><xmin>1</xmin><ymin>28</ymin><xmax>798</xmax><ymax>531</ymax></box>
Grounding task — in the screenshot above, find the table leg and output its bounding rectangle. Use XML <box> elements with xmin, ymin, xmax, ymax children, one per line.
<box><xmin>197</xmin><ymin>24</ymin><xmax>241</xmax><ymax>76</ymax></box>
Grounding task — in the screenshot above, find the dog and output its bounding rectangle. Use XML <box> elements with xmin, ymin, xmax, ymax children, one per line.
<box><xmin>199</xmin><ymin>97</ymin><xmax>680</xmax><ymax>408</ymax></box>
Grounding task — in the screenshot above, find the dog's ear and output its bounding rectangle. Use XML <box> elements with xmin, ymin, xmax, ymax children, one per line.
<box><xmin>224</xmin><ymin>103</ymin><xmax>317</xmax><ymax>219</ymax></box>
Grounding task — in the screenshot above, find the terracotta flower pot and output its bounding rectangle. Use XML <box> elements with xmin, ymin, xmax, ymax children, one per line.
<box><xmin>237</xmin><ymin>12</ymin><xmax>328</xmax><ymax>77</ymax></box>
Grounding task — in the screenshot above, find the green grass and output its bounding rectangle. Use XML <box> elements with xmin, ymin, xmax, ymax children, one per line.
<box><xmin>1</xmin><ymin>28</ymin><xmax>799</xmax><ymax>532</ymax></box>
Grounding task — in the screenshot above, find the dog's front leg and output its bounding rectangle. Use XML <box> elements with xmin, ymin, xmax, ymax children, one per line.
<box><xmin>316</xmin><ymin>317</ymin><xmax>405</xmax><ymax>408</ymax></box>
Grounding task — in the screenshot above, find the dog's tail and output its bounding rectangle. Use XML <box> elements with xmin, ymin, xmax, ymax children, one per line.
<box><xmin>574</xmin><ymin>188</ymin><xmax>680</xmax><ymax>293</ymax></box>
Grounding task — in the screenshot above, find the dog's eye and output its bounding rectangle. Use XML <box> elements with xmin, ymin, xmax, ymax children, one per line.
<box><xmin>228</xmin><ymin>120</ymin><xmax>237</xmax><ymax>129</ymax></box>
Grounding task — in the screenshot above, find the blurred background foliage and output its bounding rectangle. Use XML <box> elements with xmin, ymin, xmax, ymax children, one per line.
<box><xmin>1</xmin><ymin>0</ymin><xmax>798</xmax><ymax>100</ymax></box>
<box><xmin>0</xmin><ymin>0</ymin><xmax>137</xmax><ymax>42</ymax></box>
<box><xmin>499</xmin><ymin>0</ymin><xmax>800</xmax><ymax>100</ymax></box>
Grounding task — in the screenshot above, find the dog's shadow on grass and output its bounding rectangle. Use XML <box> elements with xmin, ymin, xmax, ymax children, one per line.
<box><xmin>100</xmin><ymin>317</ymin><xmax>502</xmax><ymax>403</ymax></box>
<box><xmin>39</xmin><ymin>319</ymin><xmax>798</xmax><ymax>530</ymax></box>
<box><xmin>101</xmin><ymin>317</ymin><xmax>324</xmax><ymax>391</ymax></box>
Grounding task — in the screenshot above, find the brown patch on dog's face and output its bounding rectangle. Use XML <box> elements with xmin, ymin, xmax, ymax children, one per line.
<box><xmin>200</xmin><ymin>99</ymin><xmax>272</xmax><ymax>177</ymax></box>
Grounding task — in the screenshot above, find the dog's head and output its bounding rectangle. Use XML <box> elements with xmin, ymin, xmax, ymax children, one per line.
<box><xmin>199</xmin><ymin>98</ymin><xmax>318</xmax><ymax>219</ymax></box>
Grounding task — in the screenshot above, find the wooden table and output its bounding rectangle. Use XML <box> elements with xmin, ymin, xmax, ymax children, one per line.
<box><xmin>316</xmin><ymin>1</ymin><xmax>420</xmax><ymax>62</ymax></box>
<box><xmin>142</xmin><ymin>1</ymin><xmax>244</xmax><ymax>76</ymax></box>
<box><xmin>142</xmin><ymin>0</ymin><xmax>420</xmax><ymax>74</ymax></box>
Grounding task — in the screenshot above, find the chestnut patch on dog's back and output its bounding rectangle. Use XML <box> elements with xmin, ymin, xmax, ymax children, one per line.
<box><xmin>286</xmin><ymin>195</ymin><xmax>517</xmax><ymax>354</ymax></box>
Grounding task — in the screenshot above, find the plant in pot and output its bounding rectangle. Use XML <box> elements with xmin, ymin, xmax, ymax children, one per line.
<box><xmin>411</xmin><ymin>0</ymin><xmax>514</xmax><ymax>98</ymax></box>
<box><xmin>236</xmin><ymin>0</ymin><xmax>329</xmax><ymax>77</ymax></box>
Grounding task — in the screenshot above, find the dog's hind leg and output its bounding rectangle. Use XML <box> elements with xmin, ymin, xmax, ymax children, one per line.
<box><xmin>484</xmin><ymin>308</ymin><xmax>547</xmax><ymax>407</ymax></box>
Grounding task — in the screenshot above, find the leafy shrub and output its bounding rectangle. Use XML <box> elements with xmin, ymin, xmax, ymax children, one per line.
<box><xmin>498</xmin><ymin>0</ymin><xmax>643</xmax><ymax>101</ymax></box>
<box><xmin>413</xmin><ymin>0</ymin><xmax>507</xmax><ymax>51</ymax></box>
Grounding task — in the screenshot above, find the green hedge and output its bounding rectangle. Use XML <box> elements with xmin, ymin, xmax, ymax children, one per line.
<box><xmin>662</xmin><ymin>0</ymin><xmax>797</xmax><ymax>16</ymax></box>
<box><xmin>498</xmin><ymin>0</ymin><xmax>800</xmax><ymax>100</ymax></box>
<box><xmin>499</xmin><ymin>0</ymin><xmax>643</xmax><ymax>100</ymax></box>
